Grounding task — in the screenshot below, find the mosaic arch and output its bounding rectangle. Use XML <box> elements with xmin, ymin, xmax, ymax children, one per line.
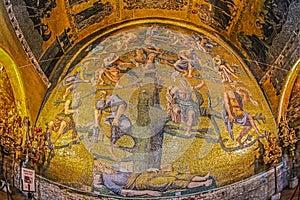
<box><xmin>0</xmin><ymin>48</ymin><xmax>28</xmax><ymax>117</ymax></box>
<box><xmin>36</xmin><ymin>23</ymin><xmax>277</xmax><ymax>198</ymax></box>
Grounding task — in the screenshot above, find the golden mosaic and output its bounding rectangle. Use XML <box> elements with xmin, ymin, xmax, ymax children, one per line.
<box><xmin>36</xmin><ymin>23</ymin><xmax>278</xmax><ymax>197</ymax></box>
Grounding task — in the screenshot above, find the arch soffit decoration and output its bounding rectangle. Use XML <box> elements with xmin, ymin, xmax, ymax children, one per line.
<box><xmin>0</xmin><ymin>47</ymin><xmax>28</xmax><ymax>117</ymax></box>
<box><xmin>278</xmin><ymin>58</ymin><xmax>300</xmax><ymax>123</ymax></box>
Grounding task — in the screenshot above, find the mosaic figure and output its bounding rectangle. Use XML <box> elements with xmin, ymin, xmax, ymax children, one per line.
<box><xmin>96</xmin><ymin>53</ymin><xmax>131</xmax><ymax>86</ymax></box>
<box><xmin>47</xmin><ymin>99</ymin><xmax>80</xmax><ymax>149</ymax></box>
<box><xmin>60</xmin><ymin>65</ymin><xmax>90</xmax><ymax>100</ymax></box>
<box><xmin>101</xmin><ymin>54</ymin><xmax>122</xmax><ymax>85</ymax></box>
<box><xmin>94</xmin><ymin>161</ymin><xmax>213</xmax><ymax>197</ymax></box>
<box><xmin>213</xmin><ymin>55</ymin><xmax>238</xmax><ymax>83</ymax></box>
<box><xmin>222</xmin><ymin>82</ymin><xmax>264</xmax><ymax>146</ymax></box>
<box><xmin>166</xmin><ymin>81</ymin><xmax>200</xmax><ymax>136</ymax></box>
<box><xmin>174</xmin><ymin>49</ymin><xmax>201</xmax><ymax>77</ymax></box>
<box><xmin>94</xmin><ymin>91</ymin><xmax>133</xmax><ymax>145</ymax></box>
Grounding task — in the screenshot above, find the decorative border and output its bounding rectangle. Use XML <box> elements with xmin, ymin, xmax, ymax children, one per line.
<box><xmin>3</xmin><ymin>0</ymin><xmax>51</xmax><ymax>88</ymax></box>
<box><xmin>123</xmin><ymin>0</ymin><xmax>188</xmax><ymax>10</ymax></box>
<box><xmin>72</xmin><ymin>2</ymin><xmax>113</xmax><ymax>32</ymax></box>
